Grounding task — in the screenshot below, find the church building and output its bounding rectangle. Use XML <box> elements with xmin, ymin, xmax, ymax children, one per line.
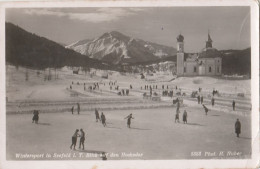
<box><xmin>176</xmin><ymin>33</ymin><xmax>222</xmax><ymax>76</ymax></box>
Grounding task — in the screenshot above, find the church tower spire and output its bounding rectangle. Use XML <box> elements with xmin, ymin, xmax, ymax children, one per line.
<box><xmin>206</xmin><ymin>30</ymin><xmax>213</xmax><ymax>48</ymax></box>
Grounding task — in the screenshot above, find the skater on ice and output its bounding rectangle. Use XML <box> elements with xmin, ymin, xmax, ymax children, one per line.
<box><xmin>125</xmin><ymin>113</ymin><xmax>134</xmax><ymax>128</ymax></box>
<box><xmin>183</xmin><ymin>110</ymin><xmax>188</xmax><ymax>124</ymax></box>
<box><xmin>202</xmin><ymin>104</ymin><xmax>209</xmax><ymax>115</ymax></box>
<box><xmin>101</xmin><ymin>112</ymin><xmax>106</xmax><ymax>127</ymax></box>
<box><xmin>32</xmin><ymin>110</ymin><xmax>39</xmax><ymax>124</ymax></box>
<box><xmin>70</xmin><ymin>129</ymin><xmax>79</xmax><ymax>150</ymax></box>
<box><xmin>235</xmin><ymin>119</ymin><xmax>241</xmax><ymax>137</ymax></box>
<box><xmin>232</xmin><ymin>100</ymin><xmax>236</xmax><ymax>111</ymax></box>
<box><xmin>79</xmin><ymin>129</ymin><xmax>85</xmax><ymax>150</ymax></box>
<box><xmin>95</xmin><ymin>108</ymin><xmax>100</xmax><ymax>122</ymax></box>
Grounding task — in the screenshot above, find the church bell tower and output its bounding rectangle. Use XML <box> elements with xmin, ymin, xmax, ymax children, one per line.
<box><xmin>176</xmin><ymin>34</ymin><xmax>184</xmax><ymax>76</ymax></box>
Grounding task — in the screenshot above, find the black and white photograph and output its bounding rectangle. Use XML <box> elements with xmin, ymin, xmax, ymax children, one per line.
<box><xmin>0</xmin><ymin>0</ymin><xmax>259</xmax><ymax>169</ymax></box>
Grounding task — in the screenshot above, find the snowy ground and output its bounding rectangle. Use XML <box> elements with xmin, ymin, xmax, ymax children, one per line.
<box><xmin>6</xmin><ymin>107</ymin><xmax>251</xmax><ymax>160</ymax></box>
<box><xmin>6</xmin><ymin>65</ymin><xmax>251</xmax><ymax>160</ymax></box>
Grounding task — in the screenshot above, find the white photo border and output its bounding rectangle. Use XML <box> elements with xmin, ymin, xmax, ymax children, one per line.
<box><xmin>0</xmin><ymin>0</ymin><xmax>259</xmax><ymax>169</ymax></box>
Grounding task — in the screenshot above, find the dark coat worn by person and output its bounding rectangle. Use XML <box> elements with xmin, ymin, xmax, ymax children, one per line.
<box><xmin>70</xmin><ymin>129</ymin><xmax>79</xmax><ymax>150</ymax></box>
<box><xmin>125</xmin><ymin>114</ymin><xmax>134</xmax><ymax>128</ymax></box>
<box><xmin>79</xmin><ymin>129</ymin><xmax>85</xmax><ymax>150</ymax></box>
<box><xmin>95</xmin><ymin>109</ymin><xmax>100</xmax><ymax>122</ymax></box>
<box><xmin>235</xmin><ymin>119</ymin><xmax>241</xmax><ymax>137</ymax></box>
<box><xmin>101</xmin><ymin>113</ymin><xmax>106</xmax><ymax>127</ymax></box>
<box><xmin>202</xmin><ymin>104</ymin><xmax>209</xmax><ymax>115</ymax></box>
<box><xmin>232</xmin><ymin>100</ymin><xmax>236</xmax><ymax>111</ymax></box>
<box><xmin>183</xmin><ymin>110</ymin><xmax>188</xmax><ymax>123</ymax></box>
<box><xmin>32</xmin><ymin>110</ymin><xmax>39</xmax><ymax>124</ymax></box>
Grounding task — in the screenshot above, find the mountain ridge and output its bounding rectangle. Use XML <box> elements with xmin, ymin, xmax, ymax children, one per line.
<box><xmin>66</xmin><ymin>31</ymin><xmax>177</xmax><ymax>64</ymax></box>
<box><xmin>5</xmin><ymin>22</ymin><xmax>112</xmax><ymax>70</ymax></box>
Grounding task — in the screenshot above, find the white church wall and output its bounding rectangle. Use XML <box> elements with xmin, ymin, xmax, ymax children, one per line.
<box><xmin>198</xmin><ymin>65</ymin><xmax>206</xmax><ymax>75</ymax></box>
<box><xmin>184</xmin><ymin>61</ymin><xmax>198</xmax><ymax>76</ymax></box>
<box><xmin>205</xmin><ymin>59</ymin><xmax>216</xmax><ymax>75</ymax></box>
<box><xmin>214</xmin><ymin>57</ymin><xmax>222</xmax><ymax>75</ymax></box>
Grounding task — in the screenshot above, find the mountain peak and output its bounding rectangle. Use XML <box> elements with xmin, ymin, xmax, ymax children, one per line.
<box><xmin>67</xmin><ymin>31</ymin><xmax>177</xmax><ymax>64</ymax></box>
<box><xmin>109</xmin><ymin>31</ymin><xmax>124</xmax><ymax>36</ymax></box>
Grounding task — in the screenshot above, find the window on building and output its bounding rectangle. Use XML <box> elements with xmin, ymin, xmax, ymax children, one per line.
<box><xmin>184</xmin><ymin>67</ymin><xmax>186</xmax><ymax>73</ymax></box>
<box><xmin>194</xmin><ymin>66</ymin><xmax>197</xmax><ymax>72</ymax></box>
<box><xmin>217</xmin><ymin>66</ymin><xmax>219</xmax><ymax>73</ymax></box>
<box><xmin>209</xmin><ymin>66</ymin><xmax>212</xmax><ymax>73</ymax></box>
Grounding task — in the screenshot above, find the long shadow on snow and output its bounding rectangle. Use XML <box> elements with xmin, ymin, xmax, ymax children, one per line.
<box><xmin>239</xmin><ymin>136</ymin><xmax>251</xmax><ymax>140</ymax></box>
<box><xmin>106</xmin><ymin>126</ymin><xmax>121</xmax><ymax>129</ymax></box>
<box><xmin>130</xmin><ymin>127</ymin><xmax>151</xmax><ymax>130</ymax></box>
<box><xmin>72</xmin><ymin>114</ymin><xmax>91</xmax><ymax>116</ymax></box>
<box><xmin>37</xmin><ymin>122</ymin><xmax>51</xmax><ymax>126</ymax></box>
<box><xmin>185</xmin><ymin>123</ymin><xmax>205</xmax><ymax>126</ymax></box>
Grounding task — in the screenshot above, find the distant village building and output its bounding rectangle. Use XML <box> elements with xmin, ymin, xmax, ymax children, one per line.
<box><xmin>72</xmin><ymin>67</ymin><xmax>80</xmax><ymax>74</ymax></box>
<box><xmin>176</xmin><ymin>33</ymin><xmax>222</xmax><ymax>76</ymax></box>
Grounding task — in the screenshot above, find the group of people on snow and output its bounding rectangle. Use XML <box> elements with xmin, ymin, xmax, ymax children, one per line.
<box><xmin>70</xmin><ymin>128</ymin><xmax>85</xmax><ymax>150</ymax></box>
<box><xmin>95</xmin><ymin>108</ymin><xmax>106</xmax><ymax>127</ymax></box>
<box><xmin>174</xmin><ymin>90</ymin><xmax>240</xmax><ymax>138</ymax></box>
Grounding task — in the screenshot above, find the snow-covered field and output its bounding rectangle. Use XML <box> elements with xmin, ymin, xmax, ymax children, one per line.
<box><xmin>6</xmin><ymin>65</ymin><xmax>251</xmax><ymax>160</ymax></box>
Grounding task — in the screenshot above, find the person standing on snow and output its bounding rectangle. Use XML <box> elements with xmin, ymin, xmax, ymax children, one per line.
<box><xmin>70</xmin><ymin>129</ymin><xmax>79</xmax><ymax>150</ymax></box>
<box><xmin>183</xmin><ymin>110</ymin><xmax>188</xmax><ymax>124</ymax></box>
<box><xmin>232</xmin><ymin>100</ymin><xmax>236</xmax><ymax>111</ymax></box>
<box><xmin>95</xmin><ymin>108</ymin><xmax>100</xmax><ymax>122</ymax></box>
<box><xmin>101</xmin><ymin>112</ymin><xmax>106</xmax><ymax>127</ymax></box>
<box><xmin>235</xmin><ymin>119</ymin><xmax>241</xmax><ymax>137</ymax></box>
<box><xmin>79</xmin><ymin>129</ymin><xmax>85</xmax><ymax>150</ymax></box>
<box><xmin>125</xmin><ymin>113</ymin><xmax>134</xmax><ymax>128</ymax></box>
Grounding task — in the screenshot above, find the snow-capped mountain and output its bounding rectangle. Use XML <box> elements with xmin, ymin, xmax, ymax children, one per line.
<box><xmin>66</xmin><ymin>31</ymin><xmax>177</xmax><ymax>64</ymax></box>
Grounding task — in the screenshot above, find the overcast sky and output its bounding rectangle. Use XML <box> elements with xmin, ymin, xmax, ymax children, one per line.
<box><xmin>6</xmin><ymin>7</ymin><xmax>250</xmax><ymax>52</ymax></box>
